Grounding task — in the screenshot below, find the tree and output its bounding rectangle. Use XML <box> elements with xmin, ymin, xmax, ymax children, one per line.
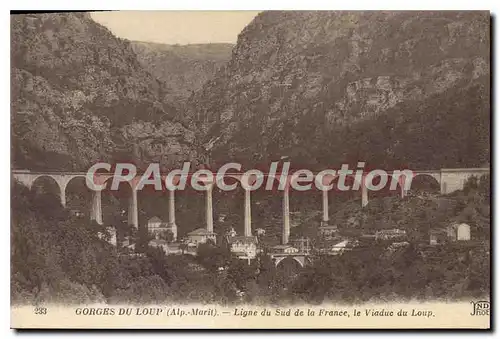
<box><xmin>227</xmin><ymin>258</ymin><xmax>257</xmax><ymax>291</ymax></box>
<box><xmin>196</xmin><ymin>242</ymin><xmax>232</xmax><ymax>272</ymax></box>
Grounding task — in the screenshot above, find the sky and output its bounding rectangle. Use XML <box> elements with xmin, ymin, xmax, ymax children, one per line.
<box><xmin>91</xmin><ymin>11</ymin><xmax>260</xmax><ymax>45</ymax></box>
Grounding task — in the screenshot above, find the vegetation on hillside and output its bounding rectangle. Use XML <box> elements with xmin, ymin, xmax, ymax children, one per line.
<box><xmin>188</xmin><ymin>11</ymin><xmax>489</xmax><ymax>170</ymax></box>
<box><xmin>130</xmin><ymin>42</ymin><xmax>233</xmax><ymax>104</ymax></box>
<box><xmin>11</xmin><ymin>13</ymin><xmax>198</xmax><ymax>171</ymax></box>
<box><xmin>10</xmin><ymin>11</ymin><xmax>490</xmax><ymax>306</ymax></box>
<box><xmin>12</xmin><ymin>175</ymin><xmax>490</xmax><ymax>305</ymax></box>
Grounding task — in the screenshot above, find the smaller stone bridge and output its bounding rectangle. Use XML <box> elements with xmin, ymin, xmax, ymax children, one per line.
<box><xmin>270</xmin><ymin>253</ymin><xmax>311</xmax><ymax>268</ymax></box>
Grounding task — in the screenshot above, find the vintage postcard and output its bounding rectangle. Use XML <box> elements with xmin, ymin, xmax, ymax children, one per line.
<box><xmin>10</xmin><ymin>10</ymin><xmax>490</xmax><ymax>329</ymax></box>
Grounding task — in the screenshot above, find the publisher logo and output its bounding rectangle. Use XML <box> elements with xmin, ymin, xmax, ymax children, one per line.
<box><xmin>470</xmin><ymin>301</ymin><xmax>490</xmax><ymax>316</ymax></box>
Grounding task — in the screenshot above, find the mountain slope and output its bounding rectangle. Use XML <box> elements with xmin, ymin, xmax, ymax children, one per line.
<box><xmin>11</xmin><ymin>13</ymin><xmax>198</xmax><ymax>171</ymax></box>
<box><xmin>188</xmin><ymin>11</ymin><xmax>490</xmax><ymax>170</ymax></box>
<box><xmin>130</xmin><ymin>42</ymin><xmax>233</xmax><ymax>104</ymax></box>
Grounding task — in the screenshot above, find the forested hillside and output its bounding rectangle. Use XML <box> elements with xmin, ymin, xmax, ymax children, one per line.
<box><xmin>188</xmin><ymin>11</ymin><xmax>490</xmax><ymax>170</ymax></box>
<box><xmin>11</xmin><ymin>12</ymin><xmax>490</xmax><ymax>172</ymax></box>
<box><xmin>131</xmin><ymin>42</ymin><xmax>233</xmax><ymax>104</ymax></box>
<box><xmin>10</xmin><ymin>11</ymin><xmax>491</xmax><ymax>306</ymax></box>
<box><xmin>11</xmin><ymin>13</ymin><xmax>199</xmax><ymax>171</ymax></box>
<box><xmin>11</xmin><ymin>178</ymin><xmax>489</xmax><ymax>305</ymax></box>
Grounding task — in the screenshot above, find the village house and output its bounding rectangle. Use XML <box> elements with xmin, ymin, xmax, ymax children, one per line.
<box><xmin>227</xmin><ymin>235</ymin><xmax>259</xmax><ymax>263</ymax></box>
<box><xmin>447</xmin><ymin>222</ymin><xmax>471</xmax><ymax>241</ymax></box>
<box><xmin>224</xmin><ymin>228</ymin><xmax>258</xmax><ymax>263</ymax></box>
<box><xmin>430</xmin><ymin>223</ymin><xmax>472</xmax><ymax>245</ymax></box>
<box><xmin>187</xmin><ymin>228</ymin><xmax>217</xmax><ymax>246</ymax></box>
<box><xmin>290</xmin><ymin>237</ymin><xmax>311</xmax><ymax>254</ymax></box>
<box><xmin>164</xmin><ymin>242</ymin><xmax>182</xmax><ymax>255</ymax></box>
<box><xmin>271</xmin><ymin>244</ymin><xmax>299</xmax><ymax>254</ymax></box>
<box><xmin>147</xmin><ymin>216</ymin><xmax>177</xmax><ymax>241</ymax></box>
<box><xmin>147</xmin><ymin>216</ymin><xmax>166</xmax><ymax>234</ymax></box>
<box><xmin>429</xmin><ymin>228</ymin><xmax>448</xmax><ymax>245</ymax></box>
<box><xmin>375</xmin><ymin>228</ymin><xmax>407</xmax><ymax>241</ymax></box>
<box><xmin>330</xmin><ymin>239</ymin><xmax>349</xmax><ymax>255</ymax></box>
<box><xmin>148</xmin><ymin>238</ymin><xmax>169</xmax><ymax>254</ymax></box>
<box><xmin>185</xmin><ymin>242</ymin><xmax>198</xmax><ymax>254</ymax></box>
<box><xmin>328</xmin><ymin>239</ymin><xmax>360</xmax><ymax>255</ymax></box>
<box><xmin>388</xmin><ymin>241</ymin><xmax>410</xmax><ymax>252</ymax></box>
<box><xmin>319</xmin><ymin>224</ymin><xmax>339</xmax><ymax>240</ymax></box>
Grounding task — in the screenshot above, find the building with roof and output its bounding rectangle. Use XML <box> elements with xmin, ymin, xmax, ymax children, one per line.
<box><xmin>375</xmin><ymin>228</ymin><xmax>407</xmax><ymax>241</ymax></box>
<box><xmin>164</xmin><ymin>242</ymin><xmax>181</xmax><ymax>255</ymax></box>
<box><xmin>430</xmin><ymin>228</ymin><xmax>448</xmax><ymax>245</ymax></box>
<box><xmin>430</xmin><ymin>223</ymin><xmax>471</xmax><ymax>245</ymax></box>
<box><xmin>270</xmin><ymin>244</ymin><xmax>299</xmax><ymax>254</ymax></box>
<box><xmin>147</xmin><ymin>216</ymin><xmax>178</xmax><ymax>241</ymax></box>
<box><xmin>290</xmin><ymin>237</ymin><xmax>311</xmax><ymax>254</ymax></box>
<box><xmin>147</xmin><ymin>216</ymin><xmax>165</xmax><ymax>233</ymax></box>
<box><xmin>329</xmin><ymin>239</ymin><xmax>349</xmax><ymax>255</ymax></box>
<box><xmin>447</xmin><ymin>222</ymin><xmax>471</xmax><ymax>241</ymax></box>
<box><xmin>227</xmin><ymin>235</ymin><xmax>258</xmax><ymax>262</ymax></box>
<box><xmin>148</xmin><ymin>238</ymin><xmax>169</xmax><ymax>254</ymax></box>
<box><xmin>319</xmin><ymin>224</ymin><xmax>339</xmax><ymax>240</ymax></box>
<box><xmin>187</xmin><ymin>228</ymin><xmax>216</xmax><ymax>245</ymax></box>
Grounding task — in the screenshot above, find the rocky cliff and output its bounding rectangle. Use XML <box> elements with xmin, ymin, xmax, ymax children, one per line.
<box><xmin>189</xmin><ymin>11</ymin><xmax>490</xmax><ymax>170</ymax></box>
<box><xmin>11</xmin><ymin>12</ymin><xmax>199</xmax><ymax>171</ymax></box>
<box><xmin>130</xmin><ymin>42</ymin><xmax>233</xmax><ymax>105</ymax></box>
<box><xmin>11</xmin><ymin>11</ymin><xmax>490</xmax><ymax>173</ymax></box>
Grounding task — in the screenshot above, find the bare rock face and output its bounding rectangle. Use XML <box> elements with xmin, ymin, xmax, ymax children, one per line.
<box><xmin>189</xmin><ymin>11</ymin><xmax>490</xmax><ymax>170</ymax></box>
<box><xmin>11</xmin><ymin>13</ymin><xmax>199</xmax><ymax>171</ymax></box>
<box><xmin>130</xmin><ymin>41</ymin><xmax>233</xmax><ymax>105</ymax></box>
<box><xmin>11</xmin><ymin>11</ymin><xmax>490</xmax><ymax>172</ymax></box>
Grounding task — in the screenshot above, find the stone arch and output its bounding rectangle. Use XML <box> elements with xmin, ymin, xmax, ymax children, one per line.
<box><xmin>175</xmin><ymin>180</ymin><xmax>205</xmax><ymax>239</ymax></box>
<box><xmin>12</xmin><ymin>173</ymin><xmax>36</xmax><ymax>189</ymax></box>
<box><xmin>101</xmin><ymin>175</ymin><xmax>134</xmax><ymax>191</ymax></box>
<box><xmin>292</xmin><ymin>256</ymin><xmax>306</xmax><ymax>267</ymax></box>
<box><xmin>137</xmin><ymin>184</ymin><xmax>169</xmax><ymax>237</ymax></box>
<box><xmin>31</xmin><ymin>175</ymin><xmax>64</xmax><ymax>207</ymax></box>
<box><xmin>275</xmin><ymin>256</ymin><xmax>305</xmax><ymax>268</ymax></box>
<box><xmin>366</xmin><ymin>172</ymin><xmax>403</xmax><ymax>199</ymax></box>
<box><xmin>274</xmin><ymin>256</ymin><xmax>285</xmax><ymax>267</ymax></box>
<box><xmin>289</xmin><ymin>175</ymin><xmax>321</xmax><ymax>237</ymax></box>
<box><xmin>65</xmin><ymin>175</ymin><xmax>92</xmax><ymax>215</ymax></box>
<box><xmin>329</xmin><ymin>175</ymin><xmax>358</xmax><ymax>202</ymax></box>
<box><xmin>251</xmin><ymin>178</ymin><xmax>282</xmax><ymax>244</ymax></box>
<box><xmin>100</xmin><ymin>175</ymin><xmax>135</xmax><ymax>226</ymax></box>
<box><xmin>388</xmin><ymin>173</ymin><xmax>406</xmax><ymax>197</ymax></box>
<box><xmin>411</xmin><ymin>173</ymin><xmax>441</xmax><ymax>194</ymax></box>
<box><xmin>212</xmin><ymin>175</ymin><xmax>242</xmax><ymax>235</ymax></box>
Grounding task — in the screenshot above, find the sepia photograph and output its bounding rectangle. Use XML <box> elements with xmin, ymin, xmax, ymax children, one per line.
<box><xmin>9</xmin><ymin>8</ymin><xmax>491</xmax><ymax>329</ymax></box>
